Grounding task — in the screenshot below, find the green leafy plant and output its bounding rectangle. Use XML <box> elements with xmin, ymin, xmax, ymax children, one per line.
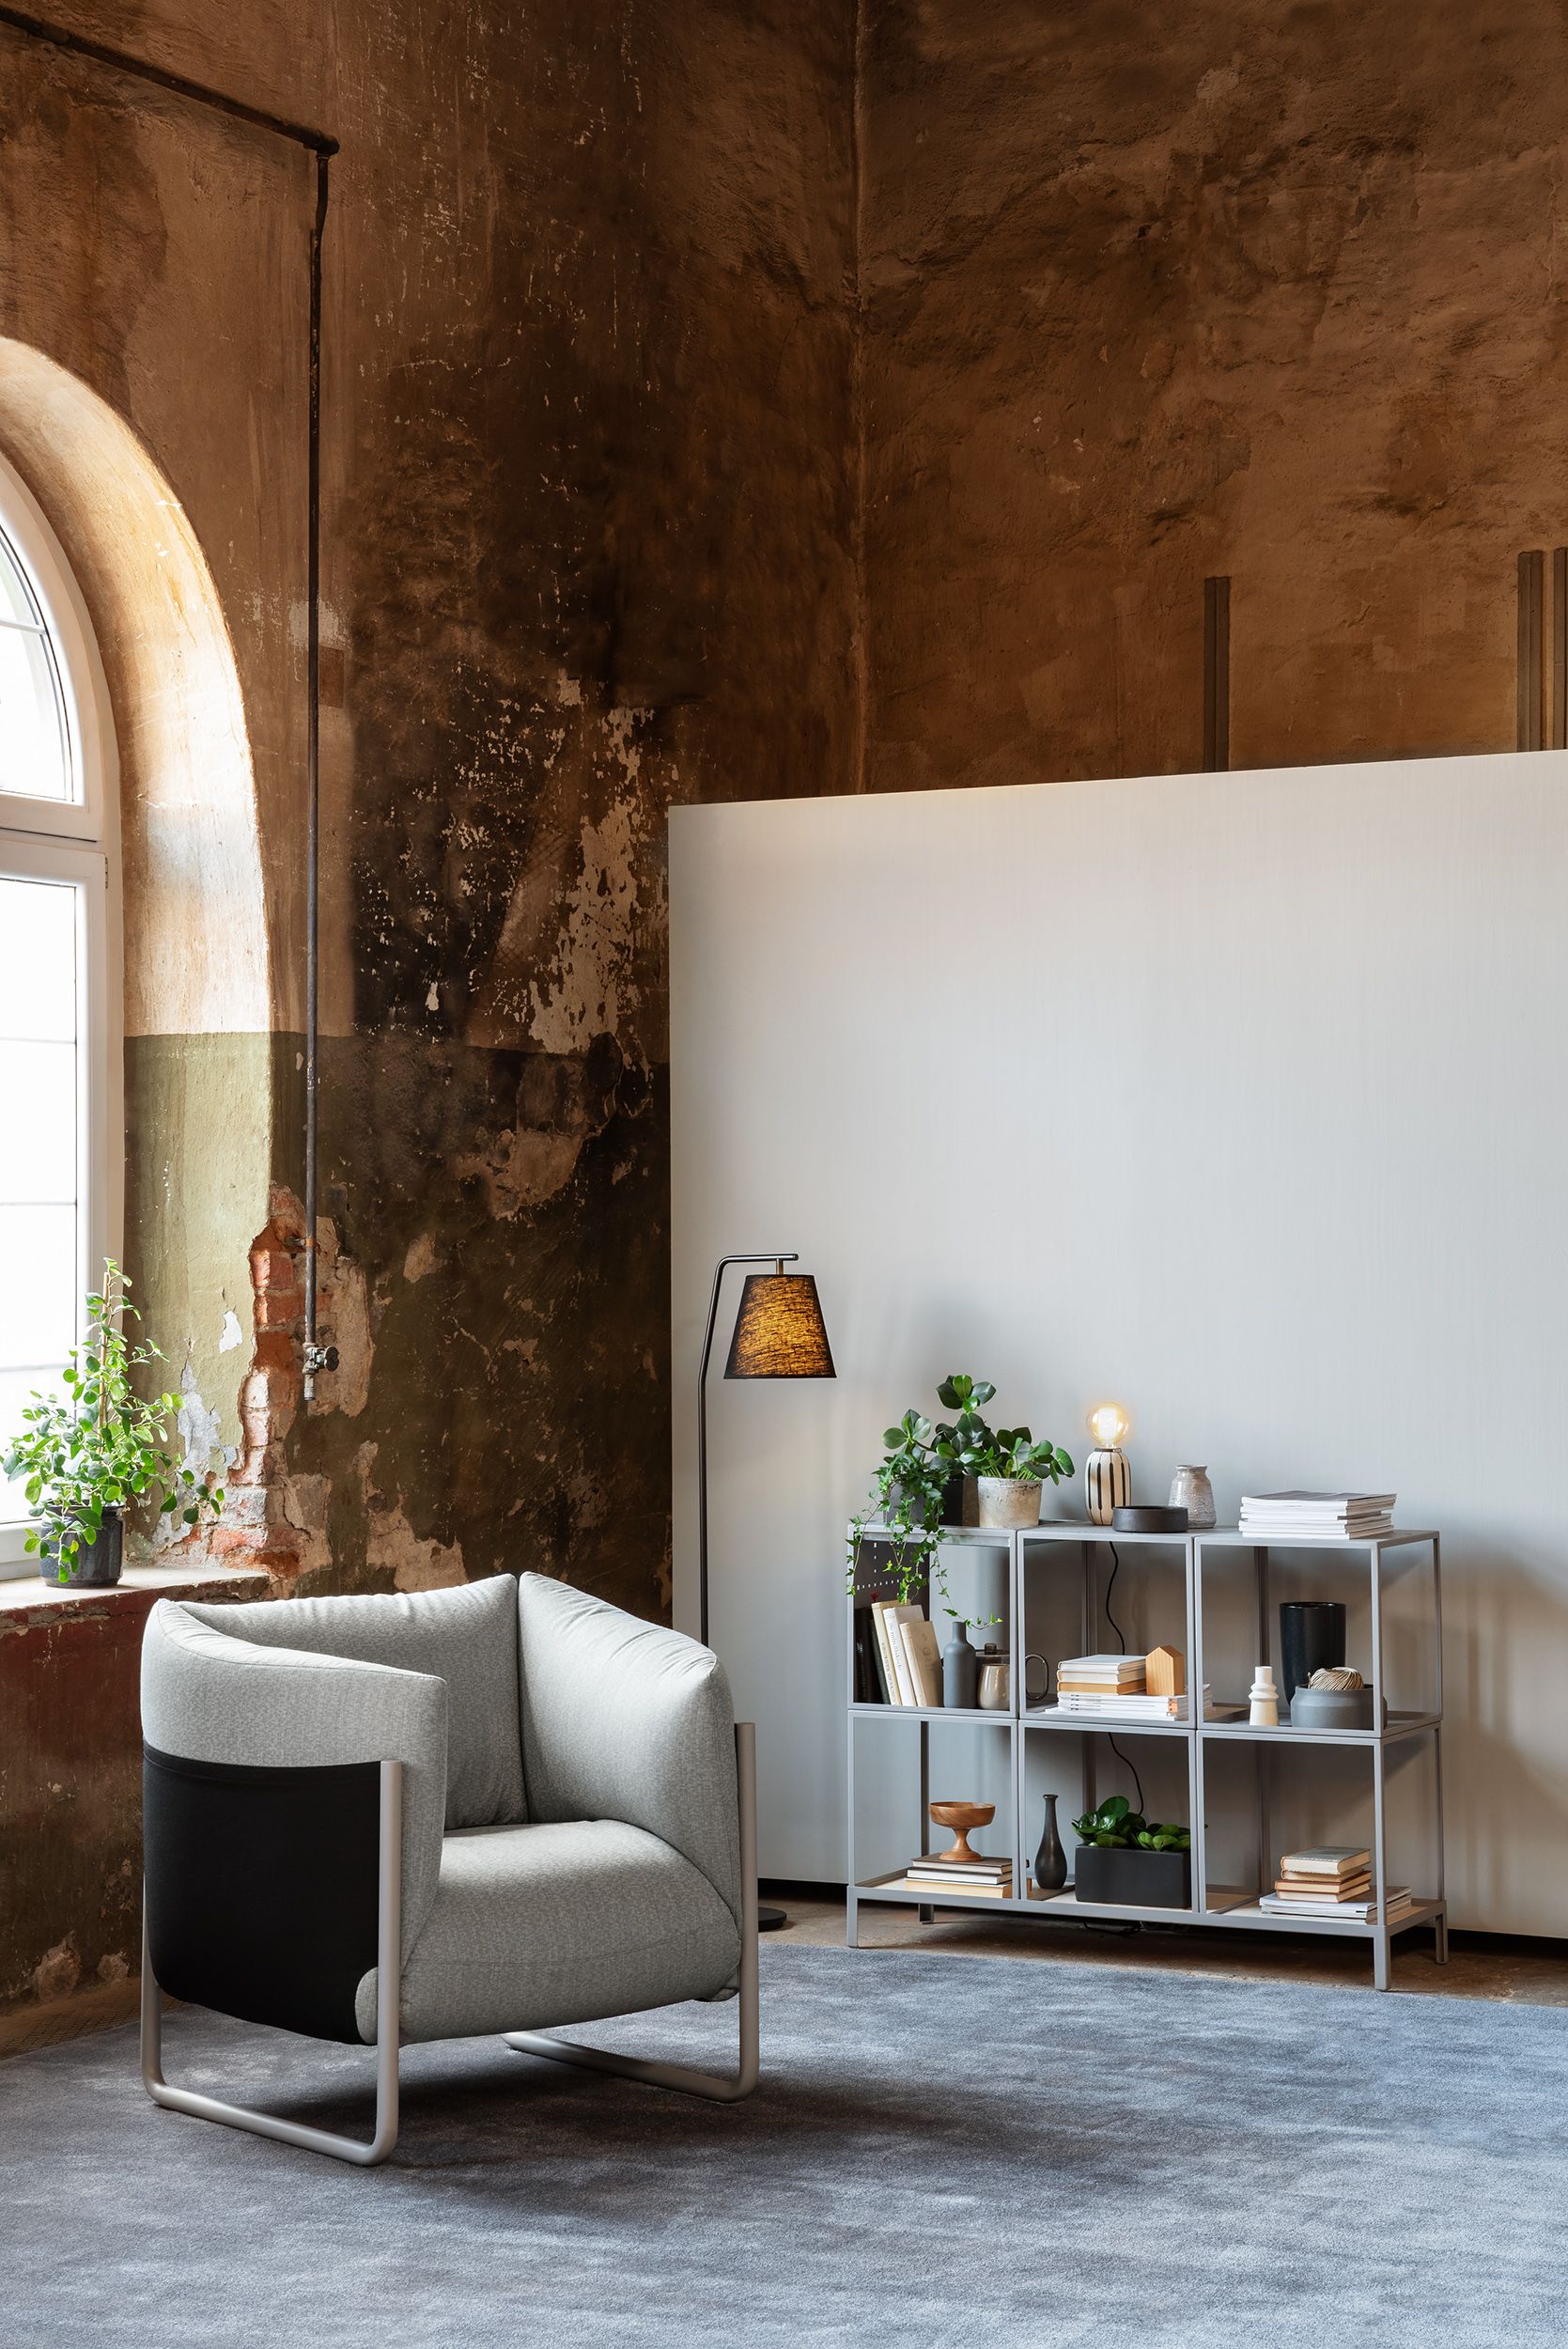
<box><xmin>1071</xmin><ymin>1794</ymin><xmax>1191</xmax><ymax>1853</ymax></box>
<box><xmin>846</xmin><ymin>1372</ymin><xmax>1070</xmax><ymax>1617</ymax></box>
<box><xmin>933</xmin><ymin>1377</ymin><xmax>1074</xmax><ymax>1488</ymax></box>
<box><xmin>2</xmin><ymin>1262</ymin><xmax>225</xmax><ymax>1581</ymax></box>
<box><xmin>846</xmin><ymin>1408</ymin><xmax>949</xmax><ymax>1604</ymax></box>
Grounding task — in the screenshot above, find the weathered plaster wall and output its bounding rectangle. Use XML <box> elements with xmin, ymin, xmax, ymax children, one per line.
<box><xmin>859</xmin><ymin>0</ymin><xmax>1568</xmax><ymax>788</ymax></box>
<box><xmin>0</xmin><ymin>0</ymin><xmax>854</xmax><ymax>2015</ymax></box>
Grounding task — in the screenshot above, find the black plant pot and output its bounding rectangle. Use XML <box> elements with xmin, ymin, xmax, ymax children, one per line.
<box><xmin>41</xmin><ymin>1510</ymin><xmax>123</xmax><ymax>1589</ymax></box>
<box><xmin>1075</xmin><ymin>1843</ymin><xmax>1191</xmax><ymax>1910</ymax></box>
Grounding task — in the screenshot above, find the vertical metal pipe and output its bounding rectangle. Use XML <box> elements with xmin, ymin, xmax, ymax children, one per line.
<box><xmin>1203</xmin><ymin>575</ymin><xmax>1231</xmax><ymax>771</ymax></box>
<box><xmin>303</xmin><ymin>150</ymin><xmax>330</xmax><ymax>1398</ymax></box>
<box><xmin>1518</xmin><ymin>550</ymin><xmax>1545</xmax><ymax>752</ymax></box>
<box><xmin>1553</xmin><ymin>550</ymin><xmax>1566</xmax><ymax>749</ymax></box>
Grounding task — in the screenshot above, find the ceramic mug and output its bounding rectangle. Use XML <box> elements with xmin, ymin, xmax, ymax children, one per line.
<box><xmin>976</xmin><ymin>1647</ymin><xmax>1010</xmax><ymax>1710</ymax></box>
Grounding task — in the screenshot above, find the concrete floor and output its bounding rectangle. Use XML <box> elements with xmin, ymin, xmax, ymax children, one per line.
<box><xmin>4</xmin><ymin>1895</ymin><xmax>1565</xmax><ymax>2062</ymax></box>
<box><xmin>767</xmin><ymin>1891</ymin><xmax>1568</xmax><ymax>2005</ymax></box>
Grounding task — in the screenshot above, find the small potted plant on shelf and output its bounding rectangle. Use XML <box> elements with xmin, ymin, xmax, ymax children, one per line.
<box><xmin>2</xmin><ymin>1261</ymin><xmax>225</xmax><ymax>1587</ymax></box>
<box><xmin>936</xmin><ymin>1394</ymin><xmax>1074</xmax><ymax>1531</ymax></box>
<box><xmin>1071</xmin><ymin>1795</ymin><xmax>1192</xmax><ymax>1909</ymax></box>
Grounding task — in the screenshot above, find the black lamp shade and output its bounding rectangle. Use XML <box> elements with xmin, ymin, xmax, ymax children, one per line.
<box><xmin>722</xmin><ymin>1273</ymin><xmax>834</xmax><ymax>1379</ymax></box>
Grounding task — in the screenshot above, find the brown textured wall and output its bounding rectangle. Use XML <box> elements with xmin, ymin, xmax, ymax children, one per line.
<box><xmin>0</xmin><ymin>0</ymin><xmax>854</xmax><ymax>2016</ymax></box>
<box><xmin>860</xmin><ymin>0</ymin><xmax>1568</xmax><ymax>788</ymax></box>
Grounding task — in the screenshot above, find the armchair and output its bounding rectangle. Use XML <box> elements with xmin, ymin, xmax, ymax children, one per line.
<box><xmin>139</xmin><ymin>1571</ymin><xmax>757</xmax><ymax>2165</ymax></box>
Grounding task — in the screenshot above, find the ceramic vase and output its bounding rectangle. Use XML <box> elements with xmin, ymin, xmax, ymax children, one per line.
<box><xmin>1033</xmin><ymin>1793</ymin><xmax>1068</xmax><ymax>1892</ymax></box>
<box><xmin>1169</xmin><ymin>1464</ymin><xmax>1216</xmax><ymax>1529</ymax></box>
<box><xmin>943</xmin><ymin>1621</ymin><xmax>979</xmax><ymax>1710</ymax></box>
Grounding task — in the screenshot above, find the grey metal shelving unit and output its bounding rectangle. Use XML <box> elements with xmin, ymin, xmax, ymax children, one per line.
<box><xmin>846</xmin><ymin>1517</ymin><xmax>1447</xmax><ymax>1990</ymax></box>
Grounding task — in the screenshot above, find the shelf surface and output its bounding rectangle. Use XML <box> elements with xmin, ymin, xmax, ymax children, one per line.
<box><xmin>1198</xmin><ymin>1528</ymin><xmax>1437</xmax><ymax>1549</ymax></box>
<box><xmin>1200</xmin><ymin>1708</ymin><xmax>1440</xmax><ymax>1745</ymax></box>
<box><xmin>849</xmin><ymin>1703</ymin><xmax>1011</xmax><ymax>1724</ymax></box>
<box><xmin>1020</xmin><ymin>1522</ymin><xmax>1191</xmax><ymax>1547</ymax></box>
<box><xmin>1022</xmin><ymin>1703</ymin><xmax>1194</xmax><ymax>1736</ymax></box>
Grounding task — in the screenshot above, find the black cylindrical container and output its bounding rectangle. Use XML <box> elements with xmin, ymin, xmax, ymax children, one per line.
<box><xmin>1278</xmin><ymin>1599</ymin><xmax>1345</xmax><ymax>1707</ymax></box>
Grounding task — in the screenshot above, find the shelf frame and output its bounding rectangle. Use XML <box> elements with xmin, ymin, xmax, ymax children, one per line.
<box><xmin>845</xmin><ymin>1517</ymin><xmax>1449</xmax><ymax>1987</ymax></box>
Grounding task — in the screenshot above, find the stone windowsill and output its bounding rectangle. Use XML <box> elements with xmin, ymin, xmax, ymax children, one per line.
<box><xmin>0</xmin><ymin>1559</ymin><xmax>270</xmax><ymax>1618</ymax></box>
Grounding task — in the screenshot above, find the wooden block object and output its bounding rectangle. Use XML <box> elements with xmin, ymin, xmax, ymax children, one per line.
<box><xmin>1145</xmin><ymin>1644</ymin><xmax>1186</xmax><ymax>1696</ymax></box>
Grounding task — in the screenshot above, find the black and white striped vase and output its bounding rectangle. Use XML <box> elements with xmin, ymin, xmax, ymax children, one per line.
<box><xmin>1085</xmin><ymin>1447</ymin><xmax>1130</xmax><ymax>1527</ymax></box>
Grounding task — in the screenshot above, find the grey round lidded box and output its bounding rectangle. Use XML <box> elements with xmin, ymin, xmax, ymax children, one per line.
<box><xmin>1286</xmin><ymin>1685</ymin><xmax>1379</xmax><ymax>1731</ymax></box>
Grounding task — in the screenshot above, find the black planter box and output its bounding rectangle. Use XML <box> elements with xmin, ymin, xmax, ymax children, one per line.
<box><xmin>1074</xmin><ymin>1845</ymin><xmax>1191</xmax><ymax>1910</ymax></box>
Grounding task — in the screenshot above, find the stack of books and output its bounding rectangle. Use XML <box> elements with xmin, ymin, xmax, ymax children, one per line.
<box><xmin>863</xmin><ymin>1602</ymin><xmax>943</xmax><ymax>1707</ymax></box>
<box><xmin>1057</xmin><ymin>1655</ymin><xmax>1146</xmax><ymax>1700</ymax></box>
<box><xmin>885</xmin><ymin>1851</ymin><xmax>1014</xmax><ymax>1900</ymax></box>
<box><xmin>1259</xmin><ymin>1844</ymin><xmax>1415</xmax><ymax>1922</ymax></box>
<box><xmin>1237</xmin><ymin>1491</ymin><xmax>1397</xmax><ymax>1541</ymax></box>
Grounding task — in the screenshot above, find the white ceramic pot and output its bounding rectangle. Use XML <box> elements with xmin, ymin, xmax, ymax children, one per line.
<box><xmin>1169</xmin><ymin>1464</ymin><xmax>1217</xmax><ymax>1529</ymax></box>
<box><xmin>976</xmin><ymin>1477</ymin><xmax>1042</xmax><ymax>1529</ymax></box>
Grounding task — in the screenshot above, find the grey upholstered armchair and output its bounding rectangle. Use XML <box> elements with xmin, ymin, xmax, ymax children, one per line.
<box><xmin>138</xmin><ymin>1571</ymin><xmax>757</xmax><ymax>2163</ymax></box>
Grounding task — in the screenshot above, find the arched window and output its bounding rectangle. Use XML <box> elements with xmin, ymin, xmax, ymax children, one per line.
<box><xmin>0</xmin><ymin>451</ymin><xmax>121</xmax><ymax>1575</ymax></box>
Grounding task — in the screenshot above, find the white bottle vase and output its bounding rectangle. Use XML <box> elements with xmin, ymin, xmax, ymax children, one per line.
<box><xmin>1249</xmin><ymin>1663</ymin><xmax>1280</xmax><ymax>1727</ymax></box>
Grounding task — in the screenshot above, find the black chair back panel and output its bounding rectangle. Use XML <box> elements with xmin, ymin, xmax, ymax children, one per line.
<box><xmin>144</xmin><ymin>1745</ymin><xmax>381</xmax><ymax>2044</ymax></box>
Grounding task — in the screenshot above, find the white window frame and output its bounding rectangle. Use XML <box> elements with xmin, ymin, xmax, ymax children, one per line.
<box><xmin>0</xmin><ymin>451</ymin><xmax>122</xmax><ymax>1576</ymax></box>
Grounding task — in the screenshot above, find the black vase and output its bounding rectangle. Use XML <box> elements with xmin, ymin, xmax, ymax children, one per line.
<box><xmin>1033</xmin><ymin>1794</ymin><xmax>1067</xmax><ymax>1892</ymax></box>
<box><xmin>1278</xmin><ymin>1600</ymin><xmax>1345</xmax><ymax>1708</ymax></box>
<box><xmin>42</xmin><ymin>1509</ymin><xmax>124</xmax><ymax>1589</ymax></box>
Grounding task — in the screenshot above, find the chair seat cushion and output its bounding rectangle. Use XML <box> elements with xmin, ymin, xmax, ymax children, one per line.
<box><xmin>362</xmin><ymin>1817</ymin><xmax>742</xmax><ymax>2044</ymax></box>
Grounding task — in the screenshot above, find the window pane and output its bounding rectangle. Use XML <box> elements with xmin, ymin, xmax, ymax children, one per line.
<box><xmin>0</xmin><ymin>874</ymin><xmax>78</xmax><ymax>1040</ymax></box>
<box><xmin>0</xmin><ymin>1363</ymin><xmax>64</xmax><ymax>1525</ymax></box>
<box><xmin>0</xmin><ymin>1204</ymin><xmax>78</xmax><ymax>1370</ymax></box>
<box><xmin>0</xmin><ymin>529</ymin><xmax>70</xmax><ymax>801</ymax></box>
<box><xmin>0</xmin><ymin>1041</ymin><xmax>76</xmax><ymax>1204</ymax></box>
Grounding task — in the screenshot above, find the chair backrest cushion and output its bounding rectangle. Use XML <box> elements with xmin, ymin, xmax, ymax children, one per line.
<box><xmin>186</xmin><ymin>1574</ymin><xmax>525</xmax><ymax>1829</ymax></box>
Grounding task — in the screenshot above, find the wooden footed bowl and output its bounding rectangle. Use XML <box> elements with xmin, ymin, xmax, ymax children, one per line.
<box><xmin>929</xmin><ymin>1799</ymin><xmax>996</xmax><ymax>1865</ymax></box>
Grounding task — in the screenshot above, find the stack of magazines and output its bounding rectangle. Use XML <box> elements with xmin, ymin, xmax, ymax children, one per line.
<box><xmin>1237</xmin><ymin>1490</ymin><xmax>1396</xmax><ymax>1541</ymax></box>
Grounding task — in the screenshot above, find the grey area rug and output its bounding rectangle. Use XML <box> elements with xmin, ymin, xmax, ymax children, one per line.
<box><xmin>4</xmin><ymin>1946</ymin><xmax>1565</xmax><ymax>2349</ymax></box>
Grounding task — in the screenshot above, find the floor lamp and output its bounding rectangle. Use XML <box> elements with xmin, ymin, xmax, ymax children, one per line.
<box><xmin>698</xmin><ymin>1252</ymin><xmax>834</xmax><ymax>1931</ymax></box>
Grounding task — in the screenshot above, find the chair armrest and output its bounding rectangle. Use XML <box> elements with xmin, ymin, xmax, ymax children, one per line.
<box><xmin>517</xmin><ymin>1574</ymin><xmax>742</xmax><ymax>1928</ymax></box>
<box><xmin>141</xmin><ymin>1598</ymin><xmax>448</xmax><ymax>1961</ymax></box>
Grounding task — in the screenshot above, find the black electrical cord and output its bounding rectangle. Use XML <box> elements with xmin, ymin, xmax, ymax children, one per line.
<box><xmin>1102</xmin><ymin>1542</ymin><xmax>1146</xmax><ymax>1816</ymax></box>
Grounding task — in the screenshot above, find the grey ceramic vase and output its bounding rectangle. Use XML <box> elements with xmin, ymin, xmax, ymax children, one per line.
<box><xmin>943</xmin><ymin>1620</ymin><xmax>979</xmax><ymax>1710</ymax></box>
<box><xmin>1033</xmin><ymin>1794</ymin><xmax>1068</xmax><ymax>1892</ymax></box>
<box><xmin>1169</xmin><ymin>1465</ymin><xmax>1217</xmax><ymax>1529</ymax></box>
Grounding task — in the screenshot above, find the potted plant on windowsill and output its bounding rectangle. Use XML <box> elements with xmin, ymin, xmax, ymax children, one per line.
<box><xmin>1072</xmin><ymin>1796</ymin><xmax>1192</xmax><ymax>1909</ymax></box>
<box><xmin>2</xmin><ymin>1261</ymin><xmax>225</xmax><ymax>1587</ymax></box>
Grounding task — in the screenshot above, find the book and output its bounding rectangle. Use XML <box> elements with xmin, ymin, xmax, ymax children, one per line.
<box><xmin>1058</xmin><ymin>1654</ymin><xmax>1148</xmax><ymax>1682</ymax></box>
<box><xmin>874</xmin><ymin>1603</ymin><xmax>924</xmax><ymax>1706</ymax></box>
<box><xmin>868</xmin><ymin>1604</ymin><xmax>901</xmax><ymax>1704</ymax></box>
<box><xmin>1278</xmin><ymin>1844</ymin><xmax>1370</xmax><ymax>1879</ymax></box>
<box><xmin>851</xmin><ymin>1609</ymin><xmax>880</xmax><ymax>1704</ymax></box>
<box><xmin>898</xmin><ymin>1613</ymin><xmax>943</xmax><ymax>1709</ymax></box>
<box><xmin>1261</xmin><ymin>1890</ymin><xmax>1413</xmax><ymax>1922</ymax></box>
<box><xmin>1055</xmin><ymin>1692</ymin><xmax>1188</xmax><ymax>1718</ymax></box>
<box><xmin>883</xmin><ymin>1875</ymin><xmax>1011</xmax><ymax>1900</ymax></box>
<box><xmin>1273</xmin><ymin>1876</ymin><xmax>1373</xmax><ymax>1902</ymax></box>
<box><xmin>1241</xmin><ymin>1491</ymin><xmax>1397</xmax><ymax>1515</ymax></box>
<box><xmin>908</xmin><ymin>1862</ymin><xmax>1013</xmax><ymax>1884</ymax></box>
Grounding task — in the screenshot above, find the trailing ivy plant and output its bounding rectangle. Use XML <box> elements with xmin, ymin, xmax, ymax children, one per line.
<box><xmin>1072</xmin><ymin>1795</ymin><xmax>1190</xmax><ymax>1853</ymax></box>
<box><xmin>846</xmin><ymin>1408</ymin><xmax>949</xmax><ymax>1605</ymax></box>
<box><xmin>1</xmin><ymin>1262</ymin><xmax>225</xmax><ymax>1581</ymax></box>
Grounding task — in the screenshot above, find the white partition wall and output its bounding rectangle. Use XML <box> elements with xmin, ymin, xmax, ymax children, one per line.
<box><xmin>670</xmin><ymin>752</ymin><xmax>1568</xmax><ymax>1932</ymax></box>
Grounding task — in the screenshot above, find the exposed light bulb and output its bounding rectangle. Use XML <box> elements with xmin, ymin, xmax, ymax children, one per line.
<box><xmin>1086</xmin><ymin>1401</ymin><xmax>1130</xmax><ymax>1450</ymax></box>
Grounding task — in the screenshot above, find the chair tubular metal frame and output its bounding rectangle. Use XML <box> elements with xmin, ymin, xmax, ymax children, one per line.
<box><xmin>140</xmin><ymin>1725</ymin><xmax>758</xmax><ymax>2165</ymax></box>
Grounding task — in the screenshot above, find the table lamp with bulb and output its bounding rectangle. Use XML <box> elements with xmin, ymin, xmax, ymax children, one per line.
<box><xmin>1085</xmin><ymin>1402</ymin><xmax>1131</xmax><ymax>1525</ymax></box>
